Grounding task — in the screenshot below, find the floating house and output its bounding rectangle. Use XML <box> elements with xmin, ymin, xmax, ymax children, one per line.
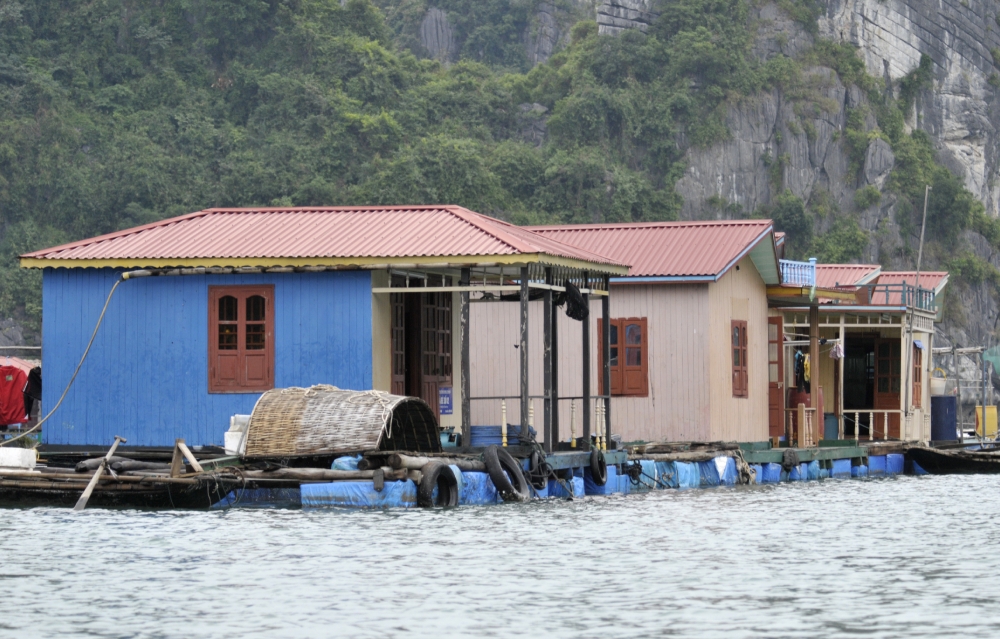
<box><xmin>473</xmin><ymin>220</ymin><xmax>792</xmax><ymax>444</ymax></box>
<box><xmin>20</xmin><ymin>205</ymin><xmax>626</xmax><ymax>449</ymax></box>
<box><xmin>772</xmin><ymin>264</ymin><xmax>949</xmax><ymax>442</ymax></box>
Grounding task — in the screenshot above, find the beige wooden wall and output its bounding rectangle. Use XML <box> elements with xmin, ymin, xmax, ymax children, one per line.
<box><xmin>469</xmin><ymin>284</ymin><xmax>713</xmax><ymax>443</ymax></box>
<box><xmin>707</xmin><ymin>256</ymin><xmax>770</xmax><ymax>442</ymax></box>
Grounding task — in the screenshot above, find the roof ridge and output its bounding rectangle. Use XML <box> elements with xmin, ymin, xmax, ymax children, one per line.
<box><xmin>527</xmin><ymin>219</ymin><xmax>772</xmax><ymax>231</ymax></box>
<box><xmin>441</xmin><ymin>206</ymin><xmax>539</xmax><ymax>254</ymax></box>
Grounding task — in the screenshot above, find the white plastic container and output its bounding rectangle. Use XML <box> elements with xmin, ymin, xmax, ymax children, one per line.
<box><xmin>930</xmin><ymin>377</ymin><xmax>947</xmax><ymax>396</ymax></box>
<box><xmin>0</xmin><ymin>447</ymin><xmax>36</xmax><ymax>470</ymax></box>
<box><xmin>224</xmin><ymin>430</ymin><xmax>247</xmax><ymax>456</ymax></box>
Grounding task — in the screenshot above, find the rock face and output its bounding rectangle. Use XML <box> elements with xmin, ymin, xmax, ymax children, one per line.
<box><xmin>596</xmin><ymin>0</ymin><xmax>659</xmax><ymax>35</ymax></box>
<box><xmin>819</xmin><ymin>0</ymin><xmax>1000</xmax><ymax>216</ymax></box>
<box><xmin>420</xmin><ymin>7</ymin><xmax>456</xmax><ymax>62</ymax></box>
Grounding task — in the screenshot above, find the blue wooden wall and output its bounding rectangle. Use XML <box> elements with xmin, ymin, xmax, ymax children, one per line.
<box><xmin>41</xmin><ymin>268</ymin><xmax>373</xmax><ymax>447</ymax></box>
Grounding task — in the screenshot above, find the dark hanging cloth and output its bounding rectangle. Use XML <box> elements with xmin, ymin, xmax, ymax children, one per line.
<box><xmin>794</xmin><ymin>351</ymin><xmax>805</xmax><ymax>392</ymax></box>
<box><xmin>23</xmin><ymin>366</ymin><xmax>41</xmax><ymax>419</ymax></box>
<box><xmin>563</xmin><ymin>281</ymin><xmax>589</xmax><ymax>321</ymax></box>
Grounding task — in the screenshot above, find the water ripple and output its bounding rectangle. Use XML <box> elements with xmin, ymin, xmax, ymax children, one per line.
<box><xmin>3</xmin><ymin>475</ymin><xmax>1000</xmax><ymax>638</ymax></box>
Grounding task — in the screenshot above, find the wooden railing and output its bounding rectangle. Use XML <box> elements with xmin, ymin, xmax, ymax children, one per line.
<box><xmin>784</xmin><ymin>405</ymin><xmax>818</xmax><ymax>447</ymax></box>
<box><xmin>841</xmin><ymin>410</ymin><xmax>902</xmax><ymax>440</ymax></box>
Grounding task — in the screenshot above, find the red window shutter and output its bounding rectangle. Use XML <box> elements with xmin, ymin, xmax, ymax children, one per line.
<box><xmin>732</xmin><ymin>320</ymin><xmax>748</xmax><ymax>398</ymax></box>
<box><xmin>622</xmin><ymin>318</ymin><xmax>648</xmax><ymax>397</ymax></box>
<box><xmin>209</xmin><ymin>285</ymin><xmax>275</xmax><ymax>393</ymax></box>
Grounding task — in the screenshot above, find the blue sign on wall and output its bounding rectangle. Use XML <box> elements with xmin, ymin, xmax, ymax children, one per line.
<box><xmin>439</xmin><ymin>386</ymin><xmax>453</xmax><ymax>415</ymax></box>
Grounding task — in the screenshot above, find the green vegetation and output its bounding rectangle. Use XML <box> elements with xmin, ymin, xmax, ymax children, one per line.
<box><xmin>0</xmin><ymin>0</ymin><xmax>994</xmax><ymax>338</ymax></box>
<box><xmin>853</xmin><ymin>185</ymin><xmax>881</xmax><ymax>209</ymax></box>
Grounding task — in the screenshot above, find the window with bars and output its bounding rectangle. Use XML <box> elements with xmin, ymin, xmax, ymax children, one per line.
<box><xmin>209</xmin><ymin>285</ymin><xmax>274</xmax><ymax>392</ymax></box>
<box><xmin>731</xmin><ymin>320</ymin><xmax>748</xmax><ymax>398</ymax></box>
<box><xmin>599</xmin><ymin>317</ymin><xmax>648</xmax><ymax>397</ymax></box>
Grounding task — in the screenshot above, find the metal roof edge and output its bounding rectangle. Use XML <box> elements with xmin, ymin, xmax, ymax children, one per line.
<box><xmin>610</xmin><ymin>275</ymin><xmax>716</xmax><ymax>284</ymax></box>
<box><xmin>717</xmin><ymin>225</ymin><xmax>776</xmax><ymax>282</ymax></box>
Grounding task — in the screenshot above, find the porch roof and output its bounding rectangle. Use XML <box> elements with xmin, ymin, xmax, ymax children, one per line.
<box><xmin>526</xmin><ymin>219</ymin><xmax>781</xmax><ymax>284</ymax></box>
<box><xmin>815</xmin><ymin>264</ymin><xmax>881</xmax><ymax>288</ymax></box>
<box><xmin>20</xmin><ymin>205</ymin><xmax>629</xmax><ymax>274</ymax></box>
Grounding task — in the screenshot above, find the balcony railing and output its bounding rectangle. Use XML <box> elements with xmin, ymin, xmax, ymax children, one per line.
<box><xmin>862</xmin><ymin>282</ymin><xmax>936</xmax><ymax>311</ymax></box>
<box><xmin>779</xmin><ymin>257</ymin><xmax>817</xmax><ymax>287</ymax></box>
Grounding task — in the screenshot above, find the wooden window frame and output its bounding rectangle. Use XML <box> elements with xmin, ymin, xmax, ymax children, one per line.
<box><xmin>731</xmin><ymin>320</ymin><xmax>748</xmax><ymax>398</ymax></box>
<box><xmin>209</xmin><ymin>285</ymin><xmax>275</xmax><ymax>393</ymax></box>
<box><xmin>599</xmin><ymin>317</ymin><xmax>648</xmax><ymax>398</ymax></box>
<box><xmin>912</xmin><ymin>344</ymin><xmax>923</xmax><ymax>409</ymax></box>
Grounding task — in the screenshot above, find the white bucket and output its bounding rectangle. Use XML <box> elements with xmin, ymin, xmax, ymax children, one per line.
<box><xmin>930</xmin><ymin>377</ymin><xmax>947</xmax><ymax>396</ymax></box>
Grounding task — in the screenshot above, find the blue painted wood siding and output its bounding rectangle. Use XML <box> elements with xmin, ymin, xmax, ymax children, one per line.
<box><xmin>41</xmin><ymin>269</ymin><xmax>373</xmax><ymax>447</ymax></box>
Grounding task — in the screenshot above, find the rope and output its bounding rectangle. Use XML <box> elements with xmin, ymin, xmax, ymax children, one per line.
<box><xmin>1</xmin><ymin>277</ymin><xmax>124</xmax><ymax>448</ymax></box>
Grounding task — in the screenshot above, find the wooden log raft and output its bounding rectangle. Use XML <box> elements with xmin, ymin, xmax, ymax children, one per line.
<box><xmin>239</xmin><ymin>467</ymin><xmax>407</xmax><ymax>482</ymax></box>
<box><xmin>387</xmin><ymin>453</ymin><xmax>486</xmax><ymax>472</ymax></box>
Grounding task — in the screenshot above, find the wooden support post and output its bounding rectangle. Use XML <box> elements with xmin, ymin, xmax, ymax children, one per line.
<box><xmin>955</xmin><ymin>346</ymin><xmax>963</xmax><ymax>442</ymax></box>
<box><xmin>809</xmin><ymin>304</ymin><xmax>820</xmax><ymax>423</ymax></box>
<box><xmin>602</xmin><ymin>275</ymin><xmax>612</xmax><ymax>447</ymax></box>
<box><xmin>797</xmin><ymin>403</ymin><xmax>806</xmax><ymax>447</ymax></box>
<box><xmin>519</xmin><ymin>265</ymin><xmax>530</xmax><ymax>443</ymax></box>
<box><xmin>551</xmin><ymin>279</ymin><xmax>560</xmax><ymax>446</ymax></box>
<box><xmin>176</xmin><ymin>440</ymin><xmax>204</xmax><ymax>473</ymax></box>
<box><xmin>543</xmin><ymin>267</ymin><xmax>554</xmax><ymax>453</ymax></box>
<box><xmin>581</xmin><ymin>272</ymin><xmax>591</xmax><ymax>450</ymax></box>
<box><xmin>460</xmin><ymin>268</ymin><xmax>471</xmax><ymax>447</ymax></box>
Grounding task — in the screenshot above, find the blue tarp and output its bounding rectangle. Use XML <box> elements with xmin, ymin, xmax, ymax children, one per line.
<box><xmin>789</xmin><ymin>463</ymin><xmax>808</xmax><ymax>481</ymax></box>
<box><xmin>750</xmin><ymin>464</ymin><xmax>763</xmax><ymax>483</ymax></box>
<box><xmin>331</xmin><ymin>455</ymin><xmax>361</xmax><ymax>471</ymax></box>
<box><xmin>301</xmin><ymin>480</ymin><xmax>417</xmax><ymax>508</ymax></box>
<box><xmin>886</xmin><ymin>453</ymin><xmax>904</xmax><ymax>475</ymax></box>
<box><xmin>869</xmin><ymin>456</ymin><xmax>886</xmax><ymax>475</ymax></box>
<box><xmin>458</xmin><ymin>472</ymin><xmax>502</xmax><ymax>505</ymax></box>
<box><xmin>806</xmin><ymin>460</ymin><xmax>820</xmax><ymax>480</ymax></box>
<box><xmin>584</xmin><ymin>465</ymin><xmax>619</xmax><ymax>495</ymax></box>
<box><xmin>759</xmin><ymin>463</ymin><xmax>782</xmax><ymax>483</ymax></box>
<box><xmin>618</xmin><ymin>472</ymin><xmax>632</xmax><ymax>494</ymax></box>
<box><xmin>212</xmin><ymin>488</ymin><xmax>301</xmax><ymax>509</ymax></box>
<box><xmin>851</xmin><ymin>464</ymin><xmax>869</xmax><ymax>478</ymax></box>
<box><xmin>696</xmin><ymin>456</ymin><xmax>737</xmax><ymax>486</ymax></box>
<box><xmin>548</xmin><ymin>476</ymin><xmax>584</xmax><ymax>498</ymax></box>
<box><xmin>831</xmin><ymin>458</ymin><xmax>852</xmax><ymax>478</ymax></box>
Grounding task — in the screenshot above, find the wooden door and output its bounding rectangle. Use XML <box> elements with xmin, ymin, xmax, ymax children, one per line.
<box><xmin>767</xmin><ymin>316</ymin><xmax>785</xmax><ymax>437</ymax></box>
<box><xmin>874</xmin><ymin>339</ymin><xmax>901</xmax><ymax>438</ymax></box>
<box><xmin>621</xmin><ymin>318</ymin><xmax>648</xmax><ymax>396</ymax></box>
<box><xmin>391</xmin><ymin>293</ymin><xmax>405</xmax><ymax>395</ymax></box>
<box><xmin>420</xmin><ymin>291</ymin><xmax>453</xmax><ymax>418</ymax></box>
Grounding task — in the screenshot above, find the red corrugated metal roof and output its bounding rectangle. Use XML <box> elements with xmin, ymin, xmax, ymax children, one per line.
<box><xmin>22</xmin><ymin>205</ymin><xmax>626</xmax><ymax>269</ymax></box>
<box><xmin>815</xmin><ymin>264</ymin><xmax>881</xmax><ymax>288</ymax></box>
<box><xmin>871</xmin><ymin>271</ymin><xmax>949</xmax><ymax>305</ymax></box>
<box><xmin>527</xmin><ymin>220</ymin><xmax>774</xmax><ymax>278</ymax></box>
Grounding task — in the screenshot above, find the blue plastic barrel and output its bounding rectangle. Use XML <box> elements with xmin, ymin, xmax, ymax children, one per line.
<box><xmin>824</xmin><ymin>413</ymin><xmax>839</xmax><ymax>440</ymax></box>
<box><xmin>931</xmin><ymin>395</ymin><xmax>958</xmax><ymax>441</ymax></box>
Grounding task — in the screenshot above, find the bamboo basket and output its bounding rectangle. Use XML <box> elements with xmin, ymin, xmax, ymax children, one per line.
<box><xmin>243</xmin><ymin>385</ymin><xmax>442</xmax><ymax>458</ymax></box>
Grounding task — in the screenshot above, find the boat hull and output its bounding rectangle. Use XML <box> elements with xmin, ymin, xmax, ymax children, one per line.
<box><xmin>906</xmin><ymin>447</ymin><xmax>1000</xmax><ymax>475</ymax></box>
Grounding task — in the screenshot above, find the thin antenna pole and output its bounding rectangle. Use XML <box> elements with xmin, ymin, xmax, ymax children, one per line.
<box><xmin>915</xmin><ymin>184</ymin><xmax>931</xmax><ymax>290</ymax></box>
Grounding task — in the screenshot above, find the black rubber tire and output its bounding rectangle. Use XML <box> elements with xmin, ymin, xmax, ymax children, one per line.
<box><xmin>484</xmin><ymin>445</ymin><xmax>531</xmax><ymax>502</ymax></box>
<box><xmin>417</xmin><ymin>462</ymin><xmax>459</xmax><ymax>507</ymax></box>
<box><xmin>590</xmin><ymin>449</ymin><xmax>607</xmax><ymax>486</ymax></box>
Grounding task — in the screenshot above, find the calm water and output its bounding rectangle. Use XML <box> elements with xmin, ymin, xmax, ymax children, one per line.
<box><xmin>3</xmin><ymin>475</ymin><xmax>999</xmax><ymax>638</ymax></box>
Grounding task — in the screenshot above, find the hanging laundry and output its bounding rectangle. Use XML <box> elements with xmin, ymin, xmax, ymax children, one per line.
<box><xmin>829</xmin><ymin>343</ymin><xmax>844</xmax><ymax>360</ymax></box>
<box><xmin>0</xmin><ymin>365</ymin><xmax>29</xmax><ymax>425</ymax></box>
<box><xmin>803</xmin><ymin>354</ymin><xmax>811</xmax><ymax>383</ymax></box>
<box><xmin>794</xmin><ymin>351</ymin><xmax>805</xmax><ymax>392</ymax></box>
<box><xmin>23</xmin><ymin>366</ymin><xmax>41</xmax><ymax>419</ymax></box>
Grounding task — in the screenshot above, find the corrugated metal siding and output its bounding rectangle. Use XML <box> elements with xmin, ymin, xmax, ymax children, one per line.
<box><xmin>42</xmin><ymin>268</ymin><xmax>373</xmax><ymax>447</ymax></box>
<box><xmin>529</xmin><ymin>221</ymin><xmax>773</xmax><ymax>278</ymax></box>
<box><xmin>469</xmin><ymin>286</ymin><xmax>712</xmax><ymax>443</ymax></box>
<box><xmin>26</xmin><ymin>206</ymin><xmax>623</xmax><ymax>268</ymax></box>
<box><xmin>708</xmin><ymin>257</ymin><xmax>769</xmax><ymax>442</ymax></box>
